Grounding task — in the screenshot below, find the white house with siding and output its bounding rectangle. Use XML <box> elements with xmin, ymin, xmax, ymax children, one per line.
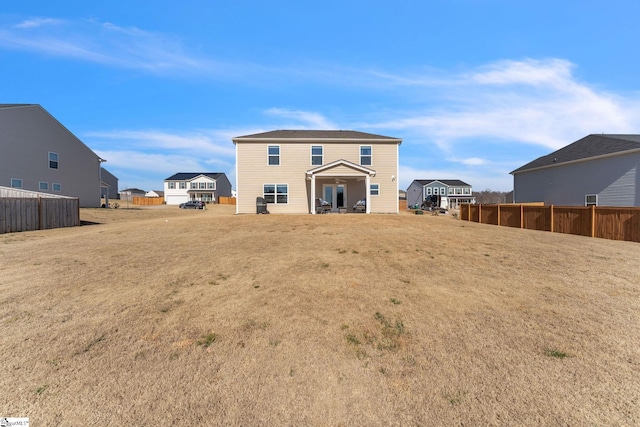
<box><xmin>511</xmin><ymin>134</ymin><xmax>640</xmax><ymax>206</ymax></box>
<box><xmin>406</xmin><ymin>179</ymin><xmax>475</xmax><ymax>209</ymax></box>
<box><xmin>232</xmin><ymin>130</ymin><xmax>402</xmax><ymax>214</ymax></box>
<box><xmin>0</xmin><ymin>104</ymin><xmax>110</xmax><ymax>207</ymax></box>
<box><xmin>163</xmin><ymin>173</ymin><xmax>232</xmax><ymax>205</ymax></box>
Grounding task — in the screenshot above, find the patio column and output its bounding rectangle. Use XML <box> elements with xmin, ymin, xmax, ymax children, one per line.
<box><xmin>365</xmin><ymin>175</ymin><xmax>371</xmax><ymax>214</ymax></box>
<box><xmin>310</xmin><ymin>174</ymin><xmax>316</xmax><ymax>214</ymax></box>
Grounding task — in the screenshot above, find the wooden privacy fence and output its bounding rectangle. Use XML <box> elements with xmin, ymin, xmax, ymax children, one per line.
<box><xmin>218</xmin><ymin>196</ymin><xmax>236</xmax><ymax>205</ymax></box>
<box><xmin>460</xmin><ymin>204</ymin><xmax>640</xmax><ymax>243</ymax></box>
<box><xmin>0</xmin><ymin>197</ymin><xmax>80</xmax><ymax>234</ymax></box>
<box><xmin>132</xmin><ymin>196</ymin><xmax>165</xmax><ymax>206</ymax></box>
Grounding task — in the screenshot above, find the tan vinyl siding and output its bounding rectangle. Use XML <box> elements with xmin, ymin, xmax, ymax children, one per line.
<box><xmin>236</xmin><ymin>141</ymin><xmax>400</xmax><ymax>214</ymax></box>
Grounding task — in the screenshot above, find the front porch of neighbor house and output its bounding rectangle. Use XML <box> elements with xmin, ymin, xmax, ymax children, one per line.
<box><xmin>306</xmin><ymin>160</ymin><xmax>376</xmax><ymax>214</ymax></box>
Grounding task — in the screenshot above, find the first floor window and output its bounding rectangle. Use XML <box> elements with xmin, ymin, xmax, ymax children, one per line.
<box><xmin>370</xmin><ymin>183</ymin><xmax>380</xmax><ymax>196</ymax></box>
<box><xmin>49</xmin><ymin>152</ymin><xmax>59</xmax><ymax>169</ymax></box>
<box><xmin>52</xmin><ymin>183</ymin><xmax>61</xmax><ymax>192</ymax></box>
<box><xmin>585</xmin><ymin>194</ymin><xmax>598</xmax><ymax>206</ymax></box>
<box><xmin>39</xmin><ymin>182</ymin><xmax>49</xmax><ymax>191</ymax></box>
<box><xmin>11</xmin><ymin>178</ymin><xmax>22</xmax><ymax>188</ymax></box>
<box><xmin>264</xmin><ymin>184</ymin><xmax>288</xmax><ymax>204</ymax></box>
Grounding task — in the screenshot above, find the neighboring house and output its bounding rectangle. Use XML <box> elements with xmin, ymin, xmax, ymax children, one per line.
<box><xmin>163</xmin><ymin>173</ymin><xmax>232</xmax><ymax>205</ymax></box>
<box><xmin>232</xmin><ymin>130</ymin><xmax>402</xmax><ymax>214</ymax></box>
<box><xmin>511</xmin><ymin>134</ymin><xmax>640</xmax><ymax>206</ymax></box>
<box><xmin>0</xmin><ymin>104</ymin><xmax>108</xmax><ymax>207</ymax></box>
<box><xmin>119</xmin><ymin>188</ymin><xmax>146</xmax><ymax>202</ymax></box>
<box><xmin>406</xmin><ymin>179</ymin><xmax>475</xmax><ymax>209</ymax></box>
<box><xmin>100</xmin><ymin>167</ymin><xmax>119</xmax><ymax>201</ymax></box>
<box><xmin>145</xmin><ymin>190</ymin><xmax>164</xmax><ymax>198</ymax></box>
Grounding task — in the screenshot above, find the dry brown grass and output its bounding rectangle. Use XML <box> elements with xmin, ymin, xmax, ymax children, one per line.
<box><xmin>1</xmin><ymin>205</ymin><xmax>639</xmax><ymax>425</ymax></box>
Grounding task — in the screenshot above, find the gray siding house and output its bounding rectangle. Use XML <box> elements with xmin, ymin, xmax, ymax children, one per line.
<box><xmin>511</xmin><ymin>134</ymin><xmax>640</xmax><ymax>206</ymax></box>
<box><xmin>100</xmin><ymin>167</ymin><xmax>119</xmax><ymax>201</ymax></box>
<box><xmin>406</xmin><ymin>179</ymin><xmax>475</xmax><ymax>209</ymax></box>
<box><xmin>0</xmin><ymin>104</ymin><xmax>109</xmax><ymax>207</ymax></box>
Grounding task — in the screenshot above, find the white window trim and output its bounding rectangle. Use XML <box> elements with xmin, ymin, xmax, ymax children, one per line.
<box><xmin>263</xmin><ymin>183</ymin><xmax>289</xmax><ymax>204</ymax></box>
<box><xmin>39</xmin><ymin>181</ymin><xmax>49</xmax><ymax>191</ymax></box>
<box><xmin>11</xmin><ymin>178</ymin><xmax>23</xmax><ymax>188</ymax></box>
<box><xmin>370</xmin><ymin>183</ymin><xmax>380</xmax><ymax>196</ymax></box>
<box><xmin>426</xmin><ymin>187</ymin><xmax>432</xmax><ymax>195</ymax></box>
<box><xmin>179</xmin><ymin>182</ymin><xmax>187</xmax><ymax>189</ymax></box>
<box><xmin>168</xmin><ymin>182</ymin><xmax>176</xmax><ymax>189</ymax></box>
<box><xmin>359</xmin><ymin>145</ymin><xmax>372</xmax><ymax>166</ymax></box>
<box><xmin>52</xmin><ymin>183</ymin><xmax>61</xmax><ymax>192</ymax></box>
<box><xmin>311</xmin><ymin>145</ymin><xmax>324</xmax><ymax>166</ymax></box>
<box><xmin>268</xmin><ymin>145</ymin><xmax>280</xmax><ymax>166</ymax></box>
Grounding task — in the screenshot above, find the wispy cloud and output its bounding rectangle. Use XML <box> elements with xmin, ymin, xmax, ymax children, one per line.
<box><xmin>264</xmin><ymin>108</ymin><xmax>337</xmax><ymax>129</ymax></box>
<box><xmin>0</xmin><ymin>17</ymin><xmax>220</xmax><ymax>75</ymax></box>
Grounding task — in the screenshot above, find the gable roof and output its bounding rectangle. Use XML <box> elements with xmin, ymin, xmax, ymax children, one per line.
<box><xmin>233</xmin><ymin>130</ymin><xmax>401</xmax><ymax>143</ymax></box>
<box><xmin>412</xmin><ymin>179</ymin><xmax>472</xmax><ymax>187</ymax></box>
<box><xmin>165</xmin><ymin>172</ymin><xmax>226</xmax><ymax>181</ymax></box>
<box><xmin>511</xmin><ymin>134</ymin><xmax>640</xmax><ymax>174</ymax></box>
<box><xmin>306</xmin><ymin>159</ymin><xmax>376</xmax><ymax>176</ymax></box>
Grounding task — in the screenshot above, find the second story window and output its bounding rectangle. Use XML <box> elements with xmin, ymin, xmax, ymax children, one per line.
<box><xmin>268</xmin><ymin>145</ymin><xmax>280</xmax><ymax>165</ymax></box>
<box><xmin>168</xmin><ymin>182</ymin><xmax>176</xmax><ymax>189</ymax></box>
<box><xmin>49</xmin><ymin>152</ymin><xmax>59</xmax><ymax>169</ymax></box>
<box><xmin>360</xmin><ymin>146</ymin><xmax>372</xmax><ymax>166</ymax></box>
<box><xmin>190</xmin><ymin>182</ymin><xmax>198</xmax><ymax>189</ymax></box>
<box><xmin>179</xmin><ymin>182</ymin><xmax>186</xmax><ymax>189</ymax></box>
<box><xmin>311</xmin><ymin>146</ymin><xmax>323</xmax><ymax>165</ymax></box>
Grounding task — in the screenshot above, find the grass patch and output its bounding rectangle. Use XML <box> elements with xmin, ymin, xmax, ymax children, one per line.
<box><xmin>544</xmin><ymin>348</ymin><xmax>570</xmax><ymax>359</ymax></box>
<box><xmin>36</xmin><ymin>384</ymin><xmax>49</xmax><ymax>395</ymax></box>
<box><xmin>390</xmin><ymin>298</ymin><xmax>401</xmax><ymax>305</ymax></box>
<box><xmin>197</xmin><ymin>333</ymin><xmax>217</xmax><ymax>348</ymax></box>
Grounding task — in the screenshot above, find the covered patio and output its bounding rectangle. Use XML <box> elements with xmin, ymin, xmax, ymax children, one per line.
<box><xmin>306</xmin><ymin>160</ymin><xmax>376</xmax><ymax>214</ymax></box>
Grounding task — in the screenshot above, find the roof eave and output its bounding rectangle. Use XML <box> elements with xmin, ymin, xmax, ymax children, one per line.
<box><xmin>510</xmin><ymin>147</ymin><xmax>640</xmax><ymax>175</ymax></box>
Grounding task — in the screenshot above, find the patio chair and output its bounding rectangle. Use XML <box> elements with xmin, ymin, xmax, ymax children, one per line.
<box><xmin>353</xmin><ymin>199</ymin><xmax>366</xmax><ymax>213</ymax></box>
<box><xmin>316</xmin><ymin>198</ymin><xmax>331</xmax><ymax>214</ymax></box>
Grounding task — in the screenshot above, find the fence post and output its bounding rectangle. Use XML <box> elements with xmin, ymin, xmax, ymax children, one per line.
<box><xmin>520</xmin><ymin>204</ymin><xmax>524</xmax><ymax>229</ymax></box>
<box><xmin>550</xmin><ymin>205</ymin><xmax>554</xmax><ymax>233</ymax></box>
<box><xmin>38</xmin><ymin>196</ymin><xmax>43</xmax><ymax>230</ymax></box>
<box><xmin>591</xmin><ymin>205</ymin><xmax>596</xmax><ymax>237</ymax></box>
<box><xmin>497</xmin><ymin>204</ymin><xmax>501</xmax><ymax>226</ymax></box>
<box><xmin>478</xmin><ymin>204</ymin><xmax>482</xmax><ymax>223</ymax></box>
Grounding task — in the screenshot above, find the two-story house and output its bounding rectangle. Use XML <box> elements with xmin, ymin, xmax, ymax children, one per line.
<box><xmin>511</xmin><ymin>134</ymin><xmax>640</xmax><ymax>206</ymax></box>
<box><xmin>406</xmin><ymin>179</ymin><xmax>475</xmax><ymax>210</ymax></box>
<box><xmin>0</xmin><ymin>104</ymin><xmax>112</xmax><ymax>207</ymax></box>
<box><xmin>232</xmin><ymin>130</ymin><xmax>402</xmax><ymax>214</ymax></box>
<box><xmin>163</xmin><ymin>172</ymin><xmax>232</xmax><ymax>205</ymax></box>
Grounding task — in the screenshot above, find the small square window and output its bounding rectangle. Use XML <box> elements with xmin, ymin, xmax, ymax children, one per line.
<box><xmin>370</xmin><ymin>183</ymin><xmax>380</xmax><ymax>196</ymax></box>
<box><xmin>52</xmin><ymin>183</ymin><xmax>61</xmax><ymax>192</ymax></box>
<box><xmin>39</xmin><ymin>182</ymin><xmax>49</xmax><ymax>191</ymax></box>
<box><xmin>585</xmin><ymin>194</ymin><xmax>598</xmax><ymax>206</ymax></box>
<box><xmin>11</xmin><ymin>178</ymin><xmax>23</xmax><ymax>188</ymax></box>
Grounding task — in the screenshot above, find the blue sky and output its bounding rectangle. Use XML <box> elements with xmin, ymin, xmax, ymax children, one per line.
<box><xmin>3</xmin><ymin>1</ymin><xmax>640</xmax><ymax>192</ymax></box>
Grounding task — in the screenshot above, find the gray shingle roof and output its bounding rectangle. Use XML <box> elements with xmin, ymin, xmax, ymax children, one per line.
<box><xmin>233</xmin><ymin>130</ymin><xmax>401</xmax><ymax>141</ymax></box>
<box><xmin>165</xmin><ymin>172</ymin><xmax>226</xmax><ymax>181</ymax></box>
<box><xmin>414</xmin><ymin>179</ymin><xmax>472</xmax><ymax>187</ymax></box>
<box><xmin>511</xmin><ymin>134</ymin><xmax>640</xmax><ymax>174</ymax></box>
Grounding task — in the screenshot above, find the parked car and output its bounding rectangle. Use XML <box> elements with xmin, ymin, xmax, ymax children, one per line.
<box><xmin>179</xmin><ymin>201</ymin><xmax>206</xmax><ymax>209</ymax></box>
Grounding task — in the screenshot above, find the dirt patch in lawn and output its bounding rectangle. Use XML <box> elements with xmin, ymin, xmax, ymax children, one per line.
<box><xmin>1</xmin><ymin>205</ymin><xmax>638</xmax><ymax>425</ymax></box>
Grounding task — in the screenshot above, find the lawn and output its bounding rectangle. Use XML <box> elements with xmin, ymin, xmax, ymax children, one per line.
<box><xmin>1</xmin><ymin>205</ymin><xmax>638</xmax><ymax>425</ymax></box>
